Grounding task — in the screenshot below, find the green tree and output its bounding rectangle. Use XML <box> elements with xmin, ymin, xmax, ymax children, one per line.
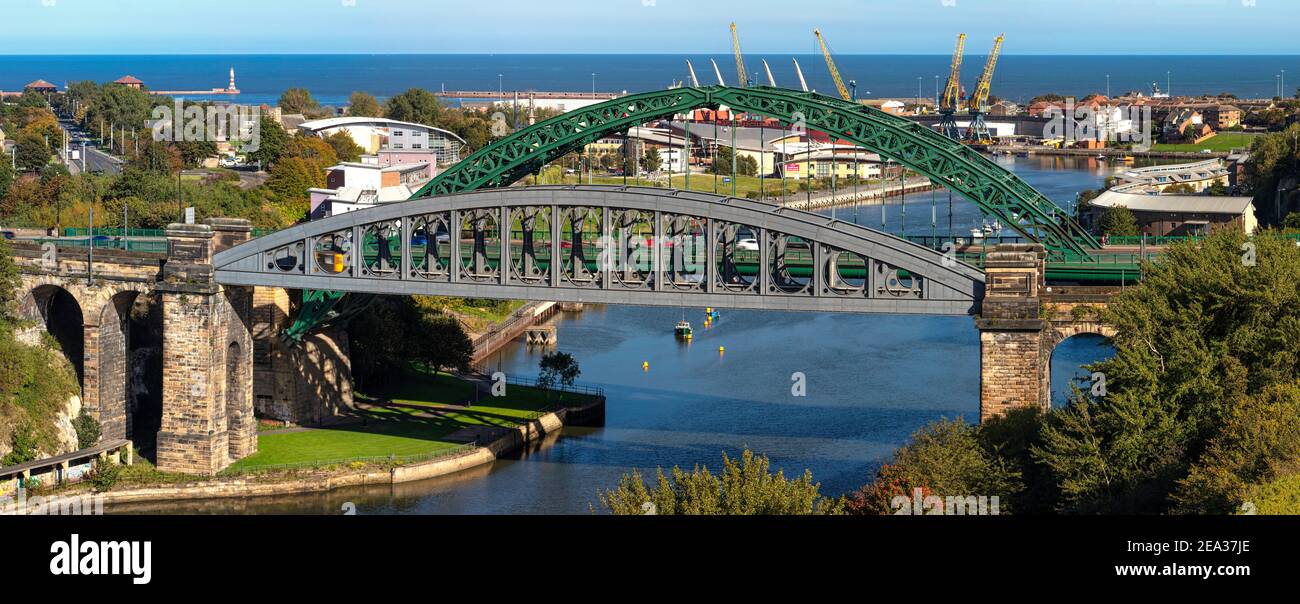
<box><xmin>709</xmin><ymin>146</ymin><xmax>757</xmax><ymax>177</ymax></box>
<box><xmin>1171</xmin><ymin>383</ymin><xmax>1300</xmax><ymax>514</ymax></box>
<box><xmin>537</xmin><ymin>351</ymin><xmax>580</xmax><ymax>397</ymax></box>
<box><xmin>0</xmin><ymin>237</ymin><xmax>21</xmax><ymax>323</ymax></box>
<box><xmin>0</xmin><ymin>154</ymin><xmax>14</xmax><ymax>198</ymax></box>
<box><xmin>277</xmin><ymin>87</ymin><xmax>320</xmax><ymax>115</ymax></box>
<box><xmin>641</xmin><ymin>147</ymin><xmax>662</xmax><ymax>173</ymax></box>
<box><xmin>595</xmin><ymin>449</ymin><xmax>843</xmax><ymax>515</ymax></box>
<box><xmin>83</xmin><ymin>84</ymin><xmax>155</xmax><ymax>143</ymax></box>
<box><xmin>322</xmin><ymin>131</ymin><xmax>363</xmax><ymax>163</ymax></box>
<box><xmin>1034</xmin><ymin>230</ymin><xmax>1300</xmax><ymax>513</ymax></box>
<box><xmin>1098</xmin><ymin>205</ymin><xmax>1138</xmax><ymax>237</ymax></box>
<box><xmin>14</xmin><ymin>132</ymin><xmax>51</xmax><ymax>173</ymax></box>
<box><xmin>246</xmin><ymin>116</ymin><xmax>289</xmax><ymax>168</ymax></box>
<box><xmin>847</xmin><ymin>418</ymin><xmax>1022</xmax><ymax>514</ymax></box>
<box><xmin>347</xmin><ymin>91</ymin><xmax>383</xmax><ymax>118</ymax></box>
<box><xmin>384</xmin><ymin>88</ymin><xmax>442</xmax><ymax>127</ymax></box>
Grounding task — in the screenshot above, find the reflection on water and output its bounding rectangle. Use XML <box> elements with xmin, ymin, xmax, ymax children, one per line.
<box><xmin>112</xmin><ymin>156</ymin><xmax>1123</xmax><ymax>515</ymax></box>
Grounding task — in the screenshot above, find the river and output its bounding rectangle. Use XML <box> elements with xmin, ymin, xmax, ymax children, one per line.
<box><xmin>112</xmin><ymin>155</ymin><xmax>1133</xmax><ymax>514</ymax></box>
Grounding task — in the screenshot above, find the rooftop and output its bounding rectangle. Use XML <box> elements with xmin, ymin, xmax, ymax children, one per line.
<box><xmin>1091</xmin><ymin>190</ymin><xmax>1253</xmax><ymax>215</ymax></box>
<box><xmin>297</xmin><ymin>116</ymin><xmax>466</xmax><ymax>144</ymax></box>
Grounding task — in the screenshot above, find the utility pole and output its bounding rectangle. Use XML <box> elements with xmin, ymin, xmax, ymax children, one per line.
<box><xmin>592</xmin><ymin>72</ymin><xmax>597</xmax><ymax>94</ymax></box>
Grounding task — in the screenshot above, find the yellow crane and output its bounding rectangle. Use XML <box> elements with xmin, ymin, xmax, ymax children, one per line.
<box><xmin>731</xmin><ymin>22</ymin><xmax>749</xmax><ymax>87</ymax></box>
<box><xmin>965</xmin><ymin>33</ymin><xmax>1005</xmax><ymax>144</ymax></box>
<box><xmin>814</xmin><ymin>29</ymin><xmax>855</xmax><ymax>101</ymax></box>
<box><xmin>937</xmin><ymin>33</ymin><xmax>967</xmax><ymax>140</ymax></box>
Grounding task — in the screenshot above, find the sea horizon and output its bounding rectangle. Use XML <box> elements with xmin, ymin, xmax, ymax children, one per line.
<box><xmin>4</xmin><ymin>53</ymin><xmax>1298</xmax><ymax>107</ymax></box>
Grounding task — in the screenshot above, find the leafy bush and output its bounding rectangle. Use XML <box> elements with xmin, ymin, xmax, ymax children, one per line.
<box><xmin>86</xmin><ymin>462</ymin><xmax>122</xmax><ymax>491</ymax></box>
<box><xmin>595</xmin><ymin>449</ymin><xmax>842</xmax><ymax>515</ymax></box>
<box><xmin>73</xmin><ymin>411</ymin><xmax>100</xmax><ymax>450</ymax></box>
<box><xmin>848</xmin><ymin>418</ymin><xmax>1022</xmax><ymax>514</ymax></box>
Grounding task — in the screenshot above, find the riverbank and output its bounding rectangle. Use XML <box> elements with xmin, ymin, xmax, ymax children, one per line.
<box><xmin>987</xmin><ymin>144</ymin><xmax>1233</xmax><ymax>160</ymax></box>
<box><xmin>2</xmin><ymin>394</ymin><xmax>604</xmax><ymax>512</ymax></box>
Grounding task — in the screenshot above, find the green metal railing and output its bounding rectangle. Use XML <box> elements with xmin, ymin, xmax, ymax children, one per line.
<box><xmin>33</xmin><ymin>237</ymin><xmax>169</xmax><ymax>253</ymax></box>
<box><xmin>62</xmin><ymin>227</ymin><xmax>166</xmax><ymax>238</ymax></box>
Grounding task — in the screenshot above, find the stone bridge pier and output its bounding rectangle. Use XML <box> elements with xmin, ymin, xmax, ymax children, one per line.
<box><xmin>976</xmin><ymin>244</ymin><xmax>1117</xmax><ymax>421</ymax></box>
<box><xmin>13</xmin><ymin>219</ymin><xmax>258</xmax><ymax>475</ymax></box>
<box><xmin>154</xmin><ymin>220</ymin><xmax>256</xmax><ymax>474</ymax></box>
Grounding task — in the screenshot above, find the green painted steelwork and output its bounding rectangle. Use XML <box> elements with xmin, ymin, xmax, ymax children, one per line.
<box><xmin>411</xmin><ymin>85</ymin><xmax>1099</xmax><ymax>257</ymax></box>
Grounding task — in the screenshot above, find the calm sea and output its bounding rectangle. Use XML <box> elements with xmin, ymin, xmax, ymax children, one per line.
<box><xmin>2</xmin><ymin>54</ymin><xmax>1298</xmax><ymax>107</ymax></box>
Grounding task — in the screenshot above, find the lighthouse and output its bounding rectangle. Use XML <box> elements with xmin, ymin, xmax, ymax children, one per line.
<box><xmin>228</xmin><ymin>67</ymin><xmax>237</xmax><ymax>92</ymax></box>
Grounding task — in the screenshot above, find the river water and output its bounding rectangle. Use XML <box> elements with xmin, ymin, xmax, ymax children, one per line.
<box><xmin>112</xmin><ymin>155</ymin><xmax>1130</xmax><ymax>515</ymax></box>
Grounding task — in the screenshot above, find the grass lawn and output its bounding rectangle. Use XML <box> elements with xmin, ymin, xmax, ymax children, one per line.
<box><xmin>1151</xmin><ymin>132</ymin><xmax>1257</xmax><ymax>152</ymax></box>
<box><xmin>226</xmin><ymin>420</ymin><xmax>465</xmax><ymax>471</ymax></box>
<box><xmin>226</xmin><ymin>368</ymin><xmax>595</xmax><ymax>473</ymax></box>
<box><xmin>438</xmin><ymin>299</ymin><xmax>526</xmax><ymax>331</ymax></box>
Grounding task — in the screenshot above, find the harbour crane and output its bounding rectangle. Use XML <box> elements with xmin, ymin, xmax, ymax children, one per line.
<box><xmin>686</xmin><ymin>59</ymin><xmax>700</xmax><ymax>87</ymax></box>
<box><xmin>937</xmin><ymin>33</ymin><xmax>967</xmax><ymax>140</ymax></box>
<box><xmin>762</xmin><ymin>59</ymin><xmax>776</xmax><ymax>87</ymax></box>
<box><xmin>792</xmin><ymin>58</ymin><xmax>810</xmax><ymax>92</ymax></box>
<box><xmin>731</xmin><ymin>22</ymin><xmax>749</xmax><ymax>87</ymax></box>
<box><xmin>814</xmin><ymin>29</ymin><xmax>855</xmax><ymax>101</ymax></box>
<box><xmin>965</xmin><ymin>33</ymin><xmax>1004</xmax><ymax>144</ymax></box>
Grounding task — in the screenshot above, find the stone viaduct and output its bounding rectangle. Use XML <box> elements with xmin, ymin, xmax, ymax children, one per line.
<box><xmin>11</xmin><ymin>224</ymin><xmax>1113</xmax><ymax>474</ymax></box>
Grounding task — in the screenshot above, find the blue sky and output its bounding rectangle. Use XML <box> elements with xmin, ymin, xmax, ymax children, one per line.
<box><xmin>0</xmin><ymin>0</ymin><xmax>1296</xmax><ymax>55</ymax></box>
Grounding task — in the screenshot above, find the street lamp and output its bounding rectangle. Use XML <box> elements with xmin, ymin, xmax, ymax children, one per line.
<box><xmin>1106</xmin><ymin>74</ymin><xmax>1110</xmax><ymax>98</ymax></box>
<box><xmin>591</xmin><ymin>72</ymin><xmax>597</xmax><ymax>94</ymax></box>
<box><xmin>497</xmin><ymin>74</ymin><xmax>503</xmax><ymax>98</ymax></box>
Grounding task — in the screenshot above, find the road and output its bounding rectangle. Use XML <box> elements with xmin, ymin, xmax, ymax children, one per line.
<box><xmin>57</xmin><ymin>117</ymin><xmax>124</xmax><ymax>175</ymax></box>
<box><xmin>81</xmin><ymin>147</ymin><xmax>124</xmax><ymax>175</ymax></box>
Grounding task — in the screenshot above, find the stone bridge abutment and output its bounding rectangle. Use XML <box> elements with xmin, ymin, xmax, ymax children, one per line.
<box><xmin>975</xmin><ymin>244</ymin><xmax>1118</xmax><ymax>421</ymax></box>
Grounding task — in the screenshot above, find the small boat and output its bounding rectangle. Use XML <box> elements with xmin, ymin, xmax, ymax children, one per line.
<box><xmin>1117</xmin><ymin>155</ymin><xmax>1135</xmax><ymax>164</ymax></box>
<box><xmin>675</xmin><ymin>320</ymin><xmax>693</xmax><ymax>339</ymax></box>
<box><xmin>969</xmin><ymin>228</ymin><xmax>985</xmax><ymax>240</ymax></box>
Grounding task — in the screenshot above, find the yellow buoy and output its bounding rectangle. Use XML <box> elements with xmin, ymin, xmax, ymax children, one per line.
<box><xmin>642</xmin><ymin>361</ymin><xmax>650</xmax><ymax>371</ymax></box>
<box><xmin>718</xmin><ymin>346</ymin><xmax>725</xmax><ymax>354</ymax></box>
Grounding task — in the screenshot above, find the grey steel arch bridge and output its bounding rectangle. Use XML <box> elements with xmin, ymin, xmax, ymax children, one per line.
<box><xmin>212</xmin><ymin>185</ymin><xmax>986</xmax><ymax>316</ymax></box>
<box><xmin>243</xmin><ymin>85</ymin><xmax>1100</xmax><ymax>336</ymax></box>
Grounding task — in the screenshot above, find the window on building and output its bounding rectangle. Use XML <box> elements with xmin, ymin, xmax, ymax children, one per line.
<box><xmin>413</xmin><ymin>143</ymin><xmax>422</xmax><ymax>149</ymax></box>
<box><xmin>394</xmin><ymin>143</ymin><xmax>403</xmax><ymax>149</ymax></box>
<box><xmin>816</xmin><ymin>163</ymin><xmax>830</xmax><ymax>178</ymax></box>
<box><xmin>393</xmin><ymin>130</ymin><xmax>404</xmax><ymax>136</ymax></box>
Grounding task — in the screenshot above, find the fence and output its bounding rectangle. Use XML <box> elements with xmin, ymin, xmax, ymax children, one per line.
<box><xmin>471</xmin><ymin>369</ymin><xmax>606</xmax><ymax>399</ymax></box>
<box><xmin>0</xmin><ymin>439</ymin><xmax>132</xmax><ymax>496</ymax></box>
<box><xmin>471</xmin><ymin>301</ymin><xmax>558</xmax><ymax>363</ymax></box>
<box><xmin>33</xmin><ymin>237</ymin><xmax>169</xmax><ymax>253</ymax></box>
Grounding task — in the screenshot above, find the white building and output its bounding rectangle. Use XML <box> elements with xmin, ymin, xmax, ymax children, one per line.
<box><xmin>309</xmin><ymin>161</ymin><xmax>434</xmax><ymax>219</ymax></box>
<box><xmin>297</xmin><ymin>117</ymin><xmax>466</xmax><ymax>166</ymax></box>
